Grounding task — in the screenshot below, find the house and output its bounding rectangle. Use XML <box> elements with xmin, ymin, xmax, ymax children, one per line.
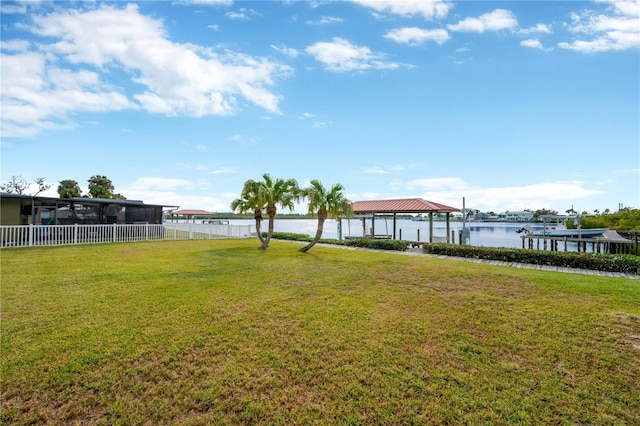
<box><xmin>0</xmin><ymin>193</ymin><xmax>170</xmax><ymax>226</ymax></box>
<box><xmin>498</xmin><ymin>210</ymin><xmax>534</xmax><ymax>222</ymax></box>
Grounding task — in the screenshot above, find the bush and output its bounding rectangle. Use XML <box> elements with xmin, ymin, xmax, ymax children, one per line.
<box><xmin>267</xmin><ymin>232</ymin><xmax>313</xmax><ymax>242</ymax></box>
<box><xmin>269</xmin><ymin>233</ymin><xmax>408</xmax><ymax>252</ymax></box>
<box><xmin>422</xmin><ymin>243</ymin><xmax>640</xmax><ymax>275</ymax></box>
<box><xmin>342</xmin><ymin>238</ymin><xmax>408</xmax><ymax>251</ymax></box>
<box><xmin>267</xmin><ymin>233</ymin><xmax>638</xmax><ymax>274</ymax></box>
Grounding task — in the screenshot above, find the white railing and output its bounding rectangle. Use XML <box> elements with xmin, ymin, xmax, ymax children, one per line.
<box><xmin>0</xmin><ymin>223</ymin><xmax>255</xmax><ymax>249</ymax></box>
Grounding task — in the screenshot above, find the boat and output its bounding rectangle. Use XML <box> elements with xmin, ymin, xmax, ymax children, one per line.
<box><xmin>518</xmin><ymin>224</ymin><xmax>607</xmax><ymax>238</ymax></box>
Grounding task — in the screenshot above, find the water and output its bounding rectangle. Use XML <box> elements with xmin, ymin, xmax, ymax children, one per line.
<box><xmin>227</xmin><ymin>218</ymin><xmax>552</xmax><ymax>250</ymax></box>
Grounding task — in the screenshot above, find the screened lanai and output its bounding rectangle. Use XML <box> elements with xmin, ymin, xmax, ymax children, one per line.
<box><xmin>341</xmin><ymin>198</ymin><xmax>460</xmax><ymax>243</ymax></box>
<box><xmin>0</xmin><ymin>193</ymin><xmax>169</xmax><ymax>226</ymax></box>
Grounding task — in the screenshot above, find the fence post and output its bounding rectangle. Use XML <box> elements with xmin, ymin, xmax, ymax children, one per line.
<box><xmin>113</xmin><ymin>223</ymin><xmax>117</xmax><ymax>243</ymax></box>
<box><xmin>74</xmin><ymin>224</ymin><xmax>78</xmax><ymax>245</ymax></box>
<box><xmin>145</xmin><ymin>223</ymin><xmax>149</xmax><ymax>241</ymax></box>
<box><xmin>29</xmin><ymin>224</ymin><xmax>34</xmax><ymax>247</ymax></box>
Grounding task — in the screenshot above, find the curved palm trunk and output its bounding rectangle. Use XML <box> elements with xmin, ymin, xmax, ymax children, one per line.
<box><xmin>260</xmin><ymin>203</ymin><xmax>277</xmax><ymax>250</ymax></box>
<box><xmin>300</xmin><ymin>208</ymin><xmax>327</xmax><ymax>252</ymax></box>
<box><xmin>254</xmin><ymin>209</ymin><xmax>265</xmax><ymax>244</ymax></box>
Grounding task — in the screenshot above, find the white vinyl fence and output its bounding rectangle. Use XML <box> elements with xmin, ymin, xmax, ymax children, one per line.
<box><xmin>0</xmin><ymin>223</ymin><xmax>255</xmax><ymax>249</ymax></box>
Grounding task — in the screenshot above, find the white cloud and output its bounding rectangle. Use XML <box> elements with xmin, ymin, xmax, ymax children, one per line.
<box><xmin>210</xmin><ymin>166</ymin><xmax>235</xmax><ymax>175</ymax></box>
<box><xmin>614</xmin><ymin>167</ymin><xmax>640</xmax><ymax>175</ymax></box>
<box><xmin>122</xmin><ymin>177</ymin><xmax>234</xmax><ymax>211</ymax></box>
<box><xmin>448</xmin><ymin>9</ymin><xmax>518</xmax><ymax>33</ymax></box>
<box><xmin>305</xmin><ymin>37</ymin><xmax>399</xmax><ymax>72</ymax></box>
<box><xmin>1</xmin><ymin>50</ymin><xmax>134</xmax><ymax>137</ymax></box>
<box><xmin>228</xmin><ymin>134</ymin><xmax>259</xmax><ymax>145</ymax></box>
<box><xmin>364</xmin><ymin>167</ymin><xmax>390</xmax><ymax>175</ymax></box>
<box><xmin>349</xmin><ymin>0</ymin><xmax>452</xmax><ymax>20</ymax></box>
<box><xmin>306</xmin><ymin>16</ymin><xmax>344</xmax><ymax>25</ymax></box>
<box><xmin>0</xmin><ymin>39</ymin><xmax>31</xmax><ymax>51</ymax></box>
<box><xmin>559</xmin><ymin>1</ymin><xmax>640</xmax><ymax>52</ymax></box>
<box><xmin>225</xmin><ymin>10</ymin><xmax>247</xmax><ymax>19</ymax></box>
<box><xmin>0</xmin><ymin>3</ymin><xmax>27</xmax><ymax>14</ymax></box>
<box><xmin>127</xmin><ymin>177</ymin><xmax>194</xmax><ymax>192</ymax></box>
<box><xmin>1</xmin><ymin>3</ymin><xmax>291</xmax><ymax>138</ymax></box>
<box><xmin>384</xmin><ymin>27</ymin><xmax>450</xmax><ymax>46</ymax></box>
<box><xmin>519</xmin><ymin>23</ymin><xmax>552</xmax><ymax>34</ymax></box>
<box><xmin>521</xmin><ymin>38</ymin><xmax>545</xmax><ymax>50</ymax></box>
<box><xmin>406</xmin><ymin>178</ymin><xmax>604</xmax><ymax>212</ymax></box>
<box><xmin>364</xmin><ymin>165</ymin><xmax>407</xmax><ymax>175</ymax></box>
<box><xmin>271</xmin><ymin>43</ymin><xmax>299</xmax><ymax>57</ymax></box>
<box><xmin>176</xmin><ymin>0</ymin><xmax>233</xmax><ymax>5</ymax></box>
<box><xmin>408</xmin><ymin>177</ymin><xmax>468</xmax><ymax>191</ymax></box>
<box><xmin>604</xmin><ymin>0</ymin><xmax>640</xmax><ymax>17</ymax></box>
<box><xmin>300</xmin><ymin>112</ymin><xmax>315</xmax><ymax>119</ymax></box>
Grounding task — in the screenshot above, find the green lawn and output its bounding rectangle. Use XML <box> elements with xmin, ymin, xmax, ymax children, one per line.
<box><xmin>1</xmin><ymin>239</ymin><xmax>639</xmax><ymax>425</ymax></box>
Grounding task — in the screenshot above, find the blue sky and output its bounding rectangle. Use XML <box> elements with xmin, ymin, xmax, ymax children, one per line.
<box><xmin>1</xmin><ymin>0</ymin><xmax>638</xmax><ymax>214</ymax></box>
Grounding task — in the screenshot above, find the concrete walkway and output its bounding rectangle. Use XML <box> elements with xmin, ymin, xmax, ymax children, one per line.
<box><xmin>316</xmin><ymin>243</ymin><xmax>640</xmax><ymax>280</ymax></box>
<box><xmin>403</xmin><ymin>249</ymin><xmax>639</xmax><ymax>279</ymax></box>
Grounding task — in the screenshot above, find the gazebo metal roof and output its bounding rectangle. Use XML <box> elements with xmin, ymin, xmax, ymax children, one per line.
<box><xmin>352</xmin><ymin>198</ymin><xmax>459</xmax><ymax>214</ymax></box>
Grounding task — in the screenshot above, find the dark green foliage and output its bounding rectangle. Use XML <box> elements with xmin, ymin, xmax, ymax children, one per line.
<box><xmin>267</xmin><ymin>232</ymin><xmax>313</xmax><ymax>242</ymax></box>
<box><xmin>569</xmin><ymin>209</ymin><xmax>640</xmax><ymax>230</ymax></box>
<box><xmin>422</xmin><ymin>243</ymin><xmax>640</xmax><ymax>275</ymax></box>
<box><xmin>268</xmin><ymin>233</ymin><xmax>408</xmax><ymax>251</ymax></box>
<box><xmin>342</xmin><ymin>238</ymin><xmax>408</xmax><ymax>251</ymax></box>
<box><xmin>581</xmin><ymin>209</ymin><xmax>640</xmax><ymax>231</ymax></box>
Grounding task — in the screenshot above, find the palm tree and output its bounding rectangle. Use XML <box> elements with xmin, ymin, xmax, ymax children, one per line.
<box><xmin>299</xmin><ymin>180</ymin><xmax>352</xmax><ymax>253</ymax></box>
<box><xmin>230</xmin><ymin>179</ymin><xmax>267</xmax><ymax>245</ymax></box>
<box><xmin>258</xmin><ymin>173</ymin><xmax>299</xmax><ymax>250</ymax></box>
<box><xmin>57</xmin><ymin>179</ymin><xmax>82</xmax><ymax>199</ymax></box>
<box><xmin>87</xmin><ymin>175</ymin><xmax>114</xmax><ymax>199</ymax></box>
<box><xmin>57</xmin><ymin>179</ymin><xmax>82</xmax><ymax>219</ymax></box>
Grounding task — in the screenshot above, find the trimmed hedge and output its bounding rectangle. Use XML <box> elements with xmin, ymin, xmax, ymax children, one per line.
<box><xmin>267</xmin><ymin>232</ymin><xmax>408</xmax><ymax>252</ymax></box>
<box><xmin>341</xmin><ymin>238</ymin><xmax>409</xmax><ymax>251</ymax></box>
<box><xmin>422</xmin><ymin>243</ymin><xmax>640</xmax><ymax>275</ymax></box>
<box><xmin>264</xmin><ymin>233</ymin><xmax>639</xmax><ymax>274</ymax></box>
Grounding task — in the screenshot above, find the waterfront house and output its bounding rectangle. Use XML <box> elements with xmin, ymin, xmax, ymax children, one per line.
<box><xmin>0</xmin><ymin>193</ymin><xmax>168</xmax><ymax>226</ymax></box>
<box><xmin>498</xmin><ymin>211</ymin><xmax>534</xmax><ymax>222</ymax></box>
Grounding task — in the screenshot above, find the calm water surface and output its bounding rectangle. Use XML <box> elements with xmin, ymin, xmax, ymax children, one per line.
<box><xmin>228</xmin><ymin>218</ymin><xmax>557</xmax><ymax>250</ymax></box>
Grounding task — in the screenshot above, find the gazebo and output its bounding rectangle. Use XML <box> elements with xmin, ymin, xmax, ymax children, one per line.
<box><xmin>342</xmin><ymin>198</ymin><xmax>460</xmax><ymax>243</ymax></box>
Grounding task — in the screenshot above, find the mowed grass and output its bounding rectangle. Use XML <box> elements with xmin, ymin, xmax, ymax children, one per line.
<box><xmin>1</xmin><ymin>240</ymin><xmax>639</xmax><ymax>425</ymax></box>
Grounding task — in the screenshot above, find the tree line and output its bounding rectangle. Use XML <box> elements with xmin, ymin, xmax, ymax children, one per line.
<box><xmin>1</xmin><ymin>175</ymin><xmax>125</xmax><ymax>200</ymax></box>
<box><xmin>231</xmin><ymin>173</ymin><xmax>352</xmax><ymax>252</ymax></box>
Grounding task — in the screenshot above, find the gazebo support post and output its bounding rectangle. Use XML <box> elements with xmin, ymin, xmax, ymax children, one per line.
<box><xmin>393</xmin><ymin>213</ymin><xmax>397</xmax><ymax>240</ymax></box>
<box><xmin>371</xmin><ymin>214</ymin><xmax>375</xmax><ymax>237</ymax></box>
<box><xmin>446</xmin><ymin>212</ymin><xmax>451</xmax><ymax>243</ymax></box>
<box><xmin>429</xmin><ymin>212</ymin><xmax>434</xmax><ymax>243</ymax></box>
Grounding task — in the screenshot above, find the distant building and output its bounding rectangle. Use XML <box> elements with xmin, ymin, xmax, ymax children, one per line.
<box><xmin>472</xmin><ymin>212</ymin><xmax>500</xmax><ymax>221</ymax></box>
<box><xmin>0</xmin><ymin>193</ymin><xmax>172</xmax><ymax>226</ymax></box>
<box><xmin>498</xmin><ymin>211</ymin><xmax>534</xmax><ymax>222</ymax></box>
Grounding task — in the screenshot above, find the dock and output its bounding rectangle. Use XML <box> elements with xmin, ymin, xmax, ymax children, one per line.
<box><xmin>520</xmin><ymin>230</ymin><xmax>637</xmax><ymax>255</ymax></box>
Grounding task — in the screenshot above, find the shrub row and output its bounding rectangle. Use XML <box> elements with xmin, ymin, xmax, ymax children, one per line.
<box><xmin>422</xmin><ymin>243</ymin><xmax>640</xmax><ymax>275</ymax></box>
<box><xmin>341</xmin><ymin>238</ymin><xmax>409</xmax><ymax>251</ymax></box>
<box><xmin>265</xmin><ymin>233</ymin><xmax>639</xmax><ymax>274</ymax></box>
<box><xmin>268</xmin><ymin>232</ymin><xmax>408</xmax><ymax>252</ymax></box>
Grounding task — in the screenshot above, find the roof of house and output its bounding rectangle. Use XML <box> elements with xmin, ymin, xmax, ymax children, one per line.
<box><xmin>351</xmin><ymin>198</ymin><xmax>460</xmax><ymax>214</ymax></box>
<box><xmin>169</xmin><ymin>209</ymin><xmax>215</xmax><ymax>216</ymax></box>
<box><xmin>0</xmin><ymin>192</ymin><xmax>171</xmax><ymax>208</ymax></box>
